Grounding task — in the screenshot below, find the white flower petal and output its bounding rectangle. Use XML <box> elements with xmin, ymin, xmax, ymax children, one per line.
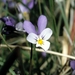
<box><xmin>40</xmin><ymin>28</ymin><xmax>53</xmax><ymax>40</ymax></box>
<box><xmin>17</xmin><ymin>3</ymin><xmax>29</xmax><ymax>13</ymax></box>
<box><xmin>15</xmin><ymin>22</ymin><xmax>25</xmax><ymax>32</ymax></box>
<box><xmin>36</xmin><ymin>40</ymin><xmax>50</xmax><ymax>51</ymax></box>
<box><xmin>18</xmin><ymin>13</ymin><xmax>23</xmax><ymax>20</ymax></box>
<box><xmin>27</xmin><ymin>33</ymin><xmax>38</xmax><ymax>44</ymax></box>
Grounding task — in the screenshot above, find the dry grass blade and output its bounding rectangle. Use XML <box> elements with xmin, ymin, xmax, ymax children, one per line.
<box><xmin>0</xmin><ymin>44</ymin><xmax>75</xmax><ymax>60</ymax></box>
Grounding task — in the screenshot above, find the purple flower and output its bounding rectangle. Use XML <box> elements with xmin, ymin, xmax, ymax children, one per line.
<box><xmin>1</xmin><ymin>0</ymin><xmax>6</xmax><ymax>4</ymax></box>
<box><xmin>23</xmin><ymin>15</ymin><xmax>53</xmax><ymax>51</ymax></box>
<box><xmin>1</xmin><ymin>0</ymin><xmax>16</xmax><ymax>8</ymax></box>
<box><xmin>23</xmin><ymin>15</ymin><xmax>47</xmax><ymax>34</ymax></box>
<box><xmin>16</xmin><ymin>0</ymin><xmax>37</xmax><ymax>20</ymax></box>
<box><xmin>22</xmin><ymin>0</ymin><xmax>35</xmax><ymax>9</ymax></box>
<box><xmin>42</xmin><ymin>52</ymin><xmax>47</xmax><ymax>57</ymax></box>
<box><xmin>70</xmin><ymin>60</ymin><xmax>75</xmax><ymax>70</ymax></box>
<box><xmin>17</xmin><ymin>0</ymin><xmax>35</xmax><ymax>13</ymax></box>
<box><xmin>7</xmin><ymin>1</ymin><xmax>16</xmax><ymax>8</ymax></box>
<box><xmin>0</xmin><ymin>16</ymin><xmax>16</xmax><ymax>27</ymax></box>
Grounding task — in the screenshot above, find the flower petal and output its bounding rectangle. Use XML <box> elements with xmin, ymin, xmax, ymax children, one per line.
<box><xmin>23</xmin><ymin>20</ymin><xmax>37</xmax><ymax>34</ymax></box>
<box><xmin>27</xmin><ymin>33</ymin><xmax>38</xmax><ymax>44</ymax></box>
<box><xmin>2</xmin><ymin>0</ymin><xmax>6</xmax><ymax>4</ymax></box>
<box><xmin>22</xmin><ymin>0</ymin><xmax>27</xmax><ymax>4</ymax></box>
<box><xmin>15</xmin><ymin>22</ymin><xmax>25</xmax><ymax>32</ymax></box>
<box><xmin>28</xmin><ymin>0</ymin><xmax>34</xmax><ymax>9</ymax></box>
<box><xmin>70</xmin><ymin>60</ymin><xmax>75</xmax><ymax>70</ymax></box>
<box><xmin>7</xmin><ymin>1</ymin><xmax>16</xmax><ymax>8</ymax></box>
<box><xmin>0</xmin><ymin>16</ymin><xmax>16</xmax><ymax>27</ymax></box>
<box><xmin>37</xmin><ymin>15</ymin><xmax>47</xmax><ymax>34</ymax></box>
<box><xmin>36</xmin><ymin>40</ymin><xmax>50</xmax><ymax>51</ymax></box>
<box><xmin>18</xmin><ymin>13</ymin><xmax>23</xmax><ymax>20</ymax></box>
<box><xmin>40</xmin><ymin>28</ymin><xmax>53</xmax><ymax>40</ymax></box>
<box><xmin>17</xmin><ymin>3</ymin><xmax>29</xmax><ymax>13</ymax></box>
<box><xmin>42</xmin><ymin>52</ymin><xmax>47</xmax><ymax>57</ymax></box>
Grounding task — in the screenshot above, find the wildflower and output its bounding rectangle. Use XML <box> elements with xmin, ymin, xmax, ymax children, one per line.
<box><xmin>70</xmin><ymin>60</ymin><xmax>75</xmax><ymax>75</ymax></box>
<box><xmin>0</xmin><ymin>16</ymin><xmax>16</xmax><ymax>34</ymax></box>
<box><xmin>42</xmin><ymin>52</ymin><xmax>47</xmax><ymax>57</ymax></box>
<box><xmin>23</xmin><ymin>15</ymin><xmax>53</xmax><ymax>51</ymax></box>
<box><xmin>0</xmin><ymin>16</ymin><xmax>25</xmax><ymax>33</ymax></box>
<box><xmin>70</xmin><ymin>60</ymin><xmax>75</xmax><ymax>70</ymax></box>
<box><xmin>0</xmin><ymin>16</ymin><xmax>16</xmax><ymax>27</ymax></box>
<box><xmin>7</xmin><ymin>0</ymin><xmax>16</xmax><ymax>8</ymax></box>
<box><xmin>1</xmin><ymin>0</ymin><xmax>6</xmax><ymax>4</ymax></box>
<box><xmin>17</xmin><ymin>0</ymin><xmax>35</xmax><ymax>13</ymax></box>
<box><xmin>15</xmin><ymin>22</ymin><xmax>25</xmax><ymax>32</ymax></box>
<box><xmin>16</xmin><ymin>0</ymin><xmax>36</xmax><ymax>20</ymax></box>
<box><xmin>1</xmin><ymin>0</ymin><xmax>16</xmax><ymax>8</ymax></box>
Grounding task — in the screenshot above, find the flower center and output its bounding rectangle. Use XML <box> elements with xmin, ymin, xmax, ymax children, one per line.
<box><xmin>22</xmin><ymin>12</ymin><xmax>29</xmax><ymax>20</ymax></box>
<box><xmin>37</xmin><ymin>38</ymin><xmax>43</xmax><ymax>45</ymax></box>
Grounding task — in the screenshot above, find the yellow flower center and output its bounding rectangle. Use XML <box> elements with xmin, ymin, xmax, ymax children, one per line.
<box><xmin>22</xmin><ymin>12</ymin><xmax>29</xmax><ymax>20</ymax></box>
<box><xmin>37</xmin><ymin>38</ymin><xmax>43</xmax><ymax>45</ymax></box>
<box><xmin>23</xmin><ymin>12</ymin><xmax>27</xmax><ymax>16</ymax></box>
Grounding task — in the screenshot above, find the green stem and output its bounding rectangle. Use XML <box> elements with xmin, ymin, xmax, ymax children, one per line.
<box><xmin>19</xmin><ymin>50</ymin><xmax>25</xmax><ymax>75</ymax></box>
<box><xmin>49</xmin><ymin>0</ymin><xmax>58</xmax><ymax>38</ymax></box>
<box><xmin>1</xmin><ymin>8</ymin><xmax>17</xmax><ymax>20</ymax></box>
<box><xmin>38</xmin><ymin>0</ymin><xmax>42</xmax><ymax>15</ymax></box>
<box><xmin>57</xmin><ymin>15</ymin><xmax>62</xmax><ymax>37</ymax></box>
<box><xmin>34</xmin><ymin>45</ymin><xmax>41</xmax><ymax>75</ymax></box>
<box><xmin>5</xmin><ymin>2</ymin><xmax>8</xmax><ymax>16</ymax></box>
<box><xmin>29</xmin><ymin>44</ymin><xmax>33</xmax><ymax>75</ymax></box>
<box><xmin>0</xmin><ymin>33</ymin><xmax>11</xmax><ymax>51</ymax></box>
<box><xmin>24</xmin><ymin>34</ymin><xmax>29</xmax><ymax>46</ymax></box>
<box><xmin>58</xmin><ymin>3</ymin><xmax>69</xmax><ymax>34</ymax></box>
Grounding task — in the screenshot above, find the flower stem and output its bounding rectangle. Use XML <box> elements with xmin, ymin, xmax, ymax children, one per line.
<box><xmin>38</xmin><ymin>0</ymin><xmax>42</xmax><ymax>15</ymax></box>
<box><xmin>19</xmin><ymin>50</ymin><xmax>25</xmax><ymax>75</ymax></box>
<box><xmin>0</xmin><ymin>33</ymin><xmax>11</xmax><ymax>51</ymax></box>
<box><xmin>29</xmin><ymin>44</ymin><xmax>33</xmax><ymax>75</ymax></box>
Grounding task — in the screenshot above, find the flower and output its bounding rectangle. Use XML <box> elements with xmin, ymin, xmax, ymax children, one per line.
<box><xmin>70</xmin><ymin>60</ymin><xmax>75</xmax><ymax>75</ymax></box>
<box><xmin>17</xmin><ymin>0</ymin><xmax>35</xmax><ymax>13</ymax></box>
<box><xmin>0</xmin><ymin>16</ymin><xmax>16</xmax><ymax>27</ymax></box>
<box><xmin>0</xmin><ymin>16</ymin><xmax>26</xmax><ymax>33</ymax></box>
<box><xmin>1</xmin><ymin>0</ymin><xmax>6</xmax><ymax>4</ymax></box>
<box><xmin>15</xmin><ymin>22</ymin><xmax>25</xmax><ymax>32</ymax></box>
<box><xmin>1</xmin><ymin>0</ymin><xmax>16</xmax><ymax>8</ymax></box>
<box><xmin>70</xmin><ymin>60</ymin><xmax>75</xmax><ymax>70</ymax></box>
<box><xmin>7</xmin><ymin>1</ymin><xmax>16</xmax><ymax>8</ymax></box>
<box><xmin>0</xmin><ymin>16</ymin><xmax>16</xmax><ymax>34</ymax></box>
<box><xmin>42</xmin><ymin>52</ymin><xmax>47</xmax><ymax>57</ymax></box>
<box><xmin>23</xmin><ymin>15</ymin><xmax>53</xmax><ymax>51</ymax></box>
<box><xmin>16</xmin><ymin>0</ymin><xmax>36</xmax><ymax>20</ymax></box>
